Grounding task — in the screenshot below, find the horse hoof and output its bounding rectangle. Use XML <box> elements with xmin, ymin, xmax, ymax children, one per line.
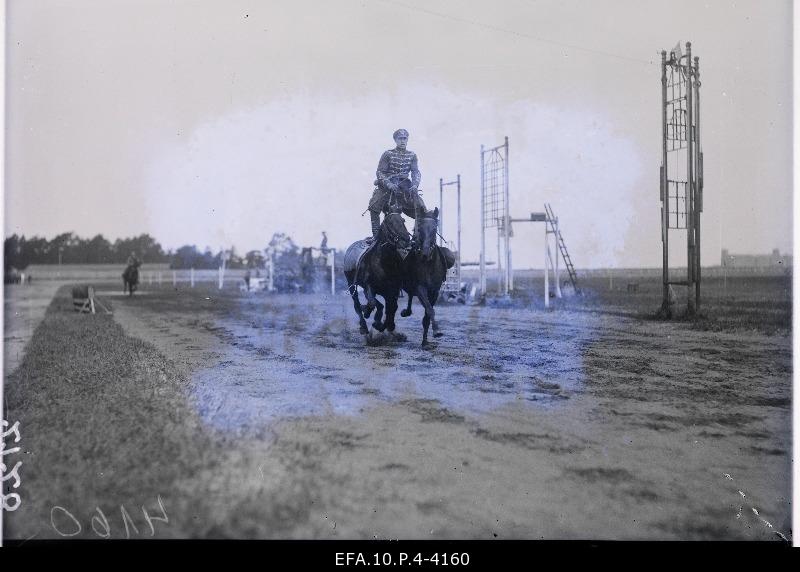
<box><xmin>421</xmin><ymin>341</ymin><xmax>437</xmax><ymax>350</ymax></box>
<box><xmin>433</xmin><ymin>331</ymin><xmax>444</xmax><ymax>338</ymax></box>
<box><xmin>400</xmin><ymin>309</ymin><xmax>412</xmax><ymax>317</ymax></box>
<box><xmin>392</xmin><ymin>332</ymin><xmax>407</xmax><ymax>342</ymax></box>
<box><xmin>373</xmin><ymin>322</ymin><xmax>386</xmax><ymax>333</ymax></box>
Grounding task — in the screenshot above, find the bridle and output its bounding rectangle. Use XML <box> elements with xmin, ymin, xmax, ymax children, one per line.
<box><xmin>411</xmin><ymin>217</ymin><xmax>440</xmax><ymax>256</ymax></box>
<box><xmin>379</xmin><ymin>213</ymin><xmax>412</xmax><ymax>253</ymax></box>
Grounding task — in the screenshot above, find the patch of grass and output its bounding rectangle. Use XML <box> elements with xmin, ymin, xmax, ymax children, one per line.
<box><xmin>2</xmin><ymin>285</ymin><xmax>280</xmax><ymax>539</ymax></box>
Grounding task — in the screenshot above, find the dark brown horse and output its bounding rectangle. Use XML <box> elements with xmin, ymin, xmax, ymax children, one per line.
<box><xmin>122</xmin><ymin>264</ymin><xmax>139</xmax><ymax>296</ymax></box>
<box><xmin>401</xmin><ymin>208</ymin><xmax>456</xmax><ymax>347</ymax></box>
<box><xmin>343</xmin><ymin>212</ymin><xmax>412</xmax><ymax>340</ymax></box>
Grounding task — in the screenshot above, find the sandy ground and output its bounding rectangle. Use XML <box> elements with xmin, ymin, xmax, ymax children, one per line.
<box><xmin>97</xmin><ymin>287</ymin><xmax>792</xmax><ymax>540</ymax></box>
<box><xmin>2</xmin><ymin>282</ymin><xmax>792</xmax><ymax>540</ymax></box>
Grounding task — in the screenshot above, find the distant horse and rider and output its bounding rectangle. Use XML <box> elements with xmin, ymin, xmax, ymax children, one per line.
<box><xmin>122</xmin><ymin>252</ymin><xmax>141</xmax><ymax>296</ymax></box>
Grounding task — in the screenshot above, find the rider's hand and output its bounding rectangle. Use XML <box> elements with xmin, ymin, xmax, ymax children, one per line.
<box><xmin>387</xmin><ymin>182</ymin><xmax>398</xmax><ymax>192</ymax></box>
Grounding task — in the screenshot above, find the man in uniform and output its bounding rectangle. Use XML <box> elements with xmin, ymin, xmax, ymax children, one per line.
<box><xmin>126</xmin><ymin>251</ymin><xmax>141</xmax><ymax>269</ymax></box>
<box><xmin>367</xmin><ymin>129</ymin><xmax>427</xmax><ymax>239</ymax></box>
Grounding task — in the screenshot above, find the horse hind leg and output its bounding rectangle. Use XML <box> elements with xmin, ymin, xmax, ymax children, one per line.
<box><xmin>348</xmin><ymin>283</ymin><xmax>370</xmax><ymax>335</ymax></box>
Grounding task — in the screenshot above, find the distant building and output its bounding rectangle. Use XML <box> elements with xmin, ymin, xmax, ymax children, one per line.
<box><xmin>721</xmin><ymin>248</ymin><xmax>792</xmax><ymax>268</ymax></box>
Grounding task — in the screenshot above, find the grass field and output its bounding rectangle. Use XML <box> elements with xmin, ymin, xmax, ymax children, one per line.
<box><xmin>472</xmin><ymin>271</ymin><xmax>792</xmax><ymax>334</ymax></box>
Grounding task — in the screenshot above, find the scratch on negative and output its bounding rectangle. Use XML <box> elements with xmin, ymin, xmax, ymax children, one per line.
<box><xmin>752</xmin><ymin>508</ymin><xmax>789</xmax><ymax>542</ymax></box>
<box><xmin>724</xmin><ymin>473</ymin><xmax>789</xmax><ymax>542</ymax></box>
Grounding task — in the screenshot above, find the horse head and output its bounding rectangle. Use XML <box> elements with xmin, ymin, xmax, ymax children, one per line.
<box><xmin>380</xmin><ymin>212</ymin><xmax>413</xmax><ymax>257</ymax></box>
<box><xmin>415</xmin><ymin>207</ymin><xmax>439</xmax><ymax>261</ymax></box>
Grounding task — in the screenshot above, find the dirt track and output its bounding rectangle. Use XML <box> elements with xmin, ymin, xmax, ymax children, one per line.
<box><xmin>3</xmin><ymin>283</ymin><xmax>792</xmax><ymax>540</ymax></box>
<box><xmin>104</xmin><ymin>286</ymin><xmax>791</xmax><ymax>540</ymax></box>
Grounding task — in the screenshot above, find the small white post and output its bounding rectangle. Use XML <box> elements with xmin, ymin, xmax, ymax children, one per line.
<box><xmin>330</xmin><ymin>248</ymin><xmax>336</xmax><ymax>295</ymax></box>
<box><xmin>172</xmin><ymin>270</ymin><xmax>177</xmax><ymax>287</ymax></box>
<box><xmin>554</xmin><ymin>219</ymin><xmax>562</xmax><ymax>299</ymax></box>
<box><xmin>508</xmin><ymin>247</ymin><xmax>514</xmax><ymax>291</ymax></box>
<box><xmin>268</xmin><ymin>252</ymin><xmax>274</xmax><ymax>292</ymax></box>
<box><xmin>544</xmin><ymin>227</ymin><xmax>549</xmax><ymax>308</ymax></box>
<box><xmin>191</xmin><ymin>267</ymin><xmax>195</xmax><ymax>288</ymax></box>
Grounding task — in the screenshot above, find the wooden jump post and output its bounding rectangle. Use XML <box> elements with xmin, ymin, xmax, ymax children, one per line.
<box><xmin>71</xmin><ymin>285</ymin><xmax>112</xmax><ymax>315</ymax></box>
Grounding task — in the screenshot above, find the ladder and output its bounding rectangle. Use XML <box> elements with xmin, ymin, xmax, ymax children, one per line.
<box><xmin>544</xmin><ymin>203</ymin><xmax>581</xmax><ymax>294</ymax></box>
<box><xmin>441</xmin><ymin>240</ymin><xmax>460</xmax><ymax>293</ymax></box>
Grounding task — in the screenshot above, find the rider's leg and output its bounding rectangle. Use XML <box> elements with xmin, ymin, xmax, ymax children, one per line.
<box><xmin>370</xmin><ymin>211</ymin><xmax>381</xmax><ymax>238</ymax></box>
<box><xmin>368</xmin><ymin>187</ymin><xmax>388</xmax><ymax>239</ymax></box>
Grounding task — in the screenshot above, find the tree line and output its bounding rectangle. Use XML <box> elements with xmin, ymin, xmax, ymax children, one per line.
<box><xmin>4</xmin><ymin>233</ymin><xmax>274</xmax><ymax>271</ymax></box>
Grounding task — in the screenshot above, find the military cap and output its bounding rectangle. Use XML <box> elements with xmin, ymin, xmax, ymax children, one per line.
<box><xmin>393</xmin><ymin>129</ymin><xmax>409</xmax><ymax>139</ymax></box>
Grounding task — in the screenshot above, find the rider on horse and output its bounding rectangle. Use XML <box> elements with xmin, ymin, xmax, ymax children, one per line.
<box><xmin>126</xmin><ymin>251</ymin><xmax>142</xmax><ymax>269</ymax></box>
<box><xmin>367</xmin><ymin>129</ymin><xmax>427</xmax><ymax>240</ymax></box>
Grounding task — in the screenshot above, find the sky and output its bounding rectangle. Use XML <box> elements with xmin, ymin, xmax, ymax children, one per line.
<box><xmin>3</xmin><ymin>0</ymin><xmax>793</xmax><ymax>268</ymax></box>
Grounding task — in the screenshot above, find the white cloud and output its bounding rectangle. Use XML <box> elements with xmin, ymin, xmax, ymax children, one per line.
<box><xmin>145</xmin><ymin>85</ymin><xmax>644</xmax><ymax>267</ymax></box>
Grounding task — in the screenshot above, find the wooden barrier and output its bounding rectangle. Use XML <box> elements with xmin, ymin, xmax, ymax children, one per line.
<box><xmin>71</xmin><ymin>285</ymin><xmax>112</xmax><ymax>314</ymax></box>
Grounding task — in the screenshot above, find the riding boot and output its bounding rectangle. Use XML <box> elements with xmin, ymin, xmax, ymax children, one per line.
<box><xmin>370</xmin><ymin>211</ymin><xmax>381</xmax><ymax>239</ymax></box>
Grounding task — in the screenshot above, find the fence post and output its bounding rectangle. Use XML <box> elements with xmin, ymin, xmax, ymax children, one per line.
<box><xmin>554</xmin><ymin>219</ymin><xmax>562</xmax><ymax>299</ymax></box>
<box><xmin>330</xmin><ymin>248</ymin><xmax>336</xmax><ymax>295</ymax></box>
<box><xmin>544</xmin><ymin>227</ymin><xmax>549</xmax><ymax>308</ymax></box>
<box><xmin>268</xmin><ymin>252</ymin><xmax>274</xmax><ymax>292</ymax></box>
<box><xmin>190</xmin><ymin>267</ymin><xmax>195</xmax><ymax>288</ymax></box>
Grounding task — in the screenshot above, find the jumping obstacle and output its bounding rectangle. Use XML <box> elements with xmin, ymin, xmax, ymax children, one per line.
<box><xmin>300</xmin><ymin>246</ymin><xmax>336</xmax><ymax>295</ymax></box>
<box><xmin>71</xmin><ymin>285</ymin><xmax>112</xmax><ymax>314</ymax></box>
<box><xmin>660</xmin><ymin>41</ymin><xmax>703</xmax><ymax>316</ymax></box>
<box><xmin>439</xmin><ymin>175</ymin><xmax>462</xmax><ymax>295</ymax></box>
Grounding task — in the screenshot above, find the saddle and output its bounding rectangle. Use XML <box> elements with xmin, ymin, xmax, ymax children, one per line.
<box><xmin>343</xmin><ymin>240</ymin><xmax>369</xmax><ymax>272</ymax></box>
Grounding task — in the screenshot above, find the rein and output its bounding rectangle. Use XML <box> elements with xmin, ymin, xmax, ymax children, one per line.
<box><xmin>379</xmin><ymin>216</ymin><xmax>411</xmax><ymax>251</ymax></box>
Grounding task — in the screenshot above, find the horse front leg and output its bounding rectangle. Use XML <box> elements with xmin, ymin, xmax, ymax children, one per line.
<box><xmin>361</xmin><ymin>284</ymin><xmax>377</xmax><ymax>319</ymax></box>
<box><xmin>385</xmin><ymin>294</ymin><xmax>407</xmax><ymax>341</ymax></box>
<box><xmin>400</xmin><ymin>290</ymin><xmax>414</xmax><ymax>317</ymax></box>
<box><xmin>422</xmin><ymin>313</ymin><xmax>431</xmax><ymax>347</ymax></box>
<box><xmin>416</xmin><ymin>285</ymin><xmax>436</xmax><ymax>348</ymax></box>
<box><xmin>372</xmin><ymin>297</ymin><xmax>386</xmax><ymax>332</ymax></box>
<box><xmin>430</xmin><ymin>288</ymin><xmax>443</xmax><ymax>338</ymax></box>
<box><xmin>384</xmin><ymin>295</ymin><xmax>397</xmax><ymax>332</ymax></box>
